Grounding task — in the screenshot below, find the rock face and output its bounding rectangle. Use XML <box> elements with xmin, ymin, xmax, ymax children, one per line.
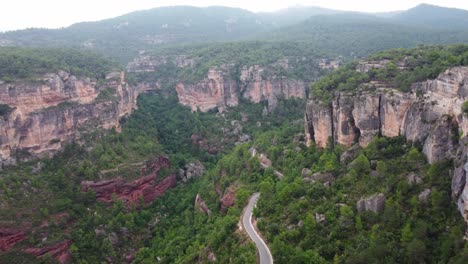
<box><xmin>176</xmin><ymin>67</ymin><xmax>239</xmax><ymax>112</ymax></box>
<box><xmin>357</xmin><ymin>193</ymin><xmax>386</xmax><ymax>213</ymax></box>
<box><xmin>24</xmin><ymin>240</ymin><xmax>71</xmax><ymax>264</ymax></box>
<box><xmin>81</xmin><ymin>156</ymin><xmax>176</xmax><ymax>207</ymax></box>
<box><xmin>305</xmin><ymin>66</ymin><xmax>468</xmax><ymax>223</ymax></box>
<box><xmin>127</xmin><ymin>54</ymin><xmax>323</xmax><ymax>113</ymax></box>
<box><xmin>195</xmin><ymin>194</ymin><xmax>212</xmax><ymax>216</ymax></box>
<box><xmin>220</xmin><ymin>187</ymin><xmax>236</xmax><ymax>213</ymax></box>
<box><xmin>0</xmin><ymin>228</ymin><xmax>27</xmax><ymax>252</ymax></box>
<box><xmin>180</xmin><ymin>161</ymin><xmax>205</xmax><ymax>182</ymax></box>
<box><xmin>176</xmin><ymin>64</ymin><xmax>306</xmax><ymax>112</ymax></box>
<box><xmin>0</xmin><ymin>71</ymin><xmax>138</xmax><ymax>165</ymax></box>
<box><xmin>418</xmin><ymin>189</ymin><xmax>432</xmax><ymax>204</ymax></box>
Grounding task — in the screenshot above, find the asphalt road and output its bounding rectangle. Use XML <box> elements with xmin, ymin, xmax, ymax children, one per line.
<box><xmin>243</xmin><ymin>193</ymin><xmax>273</xmax><ymax>264</ymax></box>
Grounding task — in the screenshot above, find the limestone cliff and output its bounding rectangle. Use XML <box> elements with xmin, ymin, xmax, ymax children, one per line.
<box><xmin>0</xmin><ymin>71</ymin><xmax>138</xmax><ymax>165</ymax></box>
<box><xmin>176</xmin><ymin>64</ymin><xmax>306</xmax><ymax>112</ymax></box>
<box><xmin>304</xmin><ymin>66</ymin><xmax>468</xmax><ymax>223</ymax></box>
<box><xmin>127</xmin><ymin>55</ymin><xmax>312</xmax><ymax>112</ymax></box>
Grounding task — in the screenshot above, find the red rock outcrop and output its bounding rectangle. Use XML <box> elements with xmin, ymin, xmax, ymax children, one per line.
<box><xmin>81</xmin><ymin>157</ymin><xmax>176</xmax><ymax>207</ymax></box>
<box><xmin>0</xmin><ymin>71</ymin><xmax>138</xmax><ymax>164</ymax></box>
<box><xmin>220</xmin><ymin>187</ymin><xmax>237</xmax><ymax>213</ymax></box>
<box><xmin>0</xmin><ymin>228</ymin><xmax>27</xmax><ymax>252</ymax></box>
<box><xmin>25</xmin><ymin>240</ymin><xmax>71</xmax><ymax>264</ymax></box>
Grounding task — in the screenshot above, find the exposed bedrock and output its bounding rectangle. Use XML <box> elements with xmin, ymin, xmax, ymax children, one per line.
<box><xmin>304</xmin><ymin>66</ymin><xmax>468</xmax><ymax>223</ymax></box>
<box><xmin>80</xmin><ymin>156</ymin><xmax>176</xmax><ymax>207</ymax></box>
<box><xmin>0</xmin><ymin>71</ymin><xmax>138</xmax><ymax>165</ymax></box>
<box><xmin>176</xmin><ymin>64</ymin><xmax>306</xmax><ymax>112</ymax></box>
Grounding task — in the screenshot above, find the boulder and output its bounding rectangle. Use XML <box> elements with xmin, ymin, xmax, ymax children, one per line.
<box><xmin>315</xmin><ymin>213</ymin><xmax>326</xmax><ymax>224</ymax></box>
<box><xmin>357</xmin><ymin>193</ymin><xmax>386</xmax><ymax>213</ymax></box>
<box><xmin>418</xmin><ymin>189</ymin><xmax>432</xmax><ymax>204</ymax></box>
<box><xmin>180</xmin><ymin>161</ymin><xmax>205</xmax><ymax>182</ymax></box>
<box><xmin>301</xmin><ymin>168</ymin><xmax>312</xmax><ymax>177</ymax></box>
<box><xmin>195</xmin><ymin>194</ymin><xmax>212</xmax><ymax>216</ymax></box>
<box><xmin>303</xmin><ymin>172</ymin><xmax>335</xmax><ymax>184</ymax></box>
<box><xmin>407</xmin><ymin>172</ymin><xmax>422</xmax><ymax>185</ymax></box>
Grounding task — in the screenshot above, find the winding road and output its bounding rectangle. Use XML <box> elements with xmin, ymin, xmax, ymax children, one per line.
<box><xmin>242</xmin><ymin>193</ymin><xmax>273</xmax><ymax>264</ymax></box>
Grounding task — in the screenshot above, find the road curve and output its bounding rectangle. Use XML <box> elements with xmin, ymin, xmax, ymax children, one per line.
<box><xmin>242</xmin><ymin>193</ymin><xmax>273</xmax><ymax>264</ymax></box>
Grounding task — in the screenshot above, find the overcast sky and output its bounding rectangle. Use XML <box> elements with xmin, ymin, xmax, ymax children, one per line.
<box><xmin>1</xmin><ymin>0</ymin><xmax>467</xmax><ymax>31</ymax></box>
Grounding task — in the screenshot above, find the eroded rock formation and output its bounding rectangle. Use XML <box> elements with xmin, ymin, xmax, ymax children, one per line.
<box><xmin>305</xmin><ymin>66</ymin><xmax>468</xmax><ymax>223</ymax></box>
<box><xmin>357</xmin><ymin>193</ymin><xmax>386</xmax><ymax>213</ymax></box>
<box><xmin>176</xmin><ymin>64</ymin><xmax>306</xmax><ymax>112</ymax></box>
<box><xmin>0</xmin><ymin>71</ymin><xmax>138</xmax><ymax>165</ymax></box>
<box><xmin>195</xmin><ymin>194</ymin><xmax>212</xmax><ymax>216</ymax></box>
<box><xmin>24</xmin><ymin>240</ymin><xmax>71</xmax><ymax>264</ymax></box>
<box><xmin>0</xmin><ymin>228</ymin><xmax>27</xmax><ymax>252</ymax></box>
<box><xmin>81</xmin><ymin>157</ymin><xmax>176</xmax><ymax>207</ymax></box>
<box><xmin>220</xmin><ymin>187</ymin><xmax>236</xmax><ymax>213</ymax></box>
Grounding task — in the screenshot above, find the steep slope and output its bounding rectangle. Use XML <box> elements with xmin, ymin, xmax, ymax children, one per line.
<box><xmin>0</xmin><ymin>6</ymin><xmax>276</xmax><ymax>62</ymax></box>
<box><xmin>128</xmin><ymin>42</ymin><xmax>340</xmax><ymax>112</ymax></box>
<box><xmin>304</xmin><ymin>45</ymin><xmax>468</xmax><ymax>223</ymax></box>
<box><xmin>0</xmin><ymin>48</ymin><xmax>138</xmax><ymax>166</ymax></box>
<box><xmin>266</xmin><ymin>13</ymin><xmax>468</xmax><ymax>57</ymax></box>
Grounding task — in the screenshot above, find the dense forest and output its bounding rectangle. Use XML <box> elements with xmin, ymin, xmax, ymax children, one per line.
<box><xmin>0</xmin><ymin>47</ymin><xmax>120</xmax><ymax>81</ymax></box>
<box><xmin>131</xmin><ymin>41</ymin><xmax>333</xmax><ymax>85</ymax></box>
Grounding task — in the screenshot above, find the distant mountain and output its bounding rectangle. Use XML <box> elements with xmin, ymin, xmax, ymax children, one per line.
<box><xmin>264</xmin><ymin>13</ymin><xmax>468</xmax><ymax>58</ymax></box>
<box><xmin>0</xmin><ymin>6</ymin><xmax>277</xmax><ymax>62</ymax></box>
<box><xmin>391</xmin><ymin>3</ymin><xmax>468</xmax><ymax>30</ymax></box>
<box><xmin>1</xmin><ymin>4</ymin><xmax>468</xmax><ymax>63</ymax></box>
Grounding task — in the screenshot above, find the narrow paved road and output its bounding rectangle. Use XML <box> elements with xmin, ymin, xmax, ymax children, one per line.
<box><xmin>243</xmin><ymin>193</ymin><xmax>273</xmax><ymax>264</ymax></box>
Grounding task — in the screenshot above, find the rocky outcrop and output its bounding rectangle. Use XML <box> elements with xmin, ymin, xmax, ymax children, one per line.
<box><xmin>176</xmin><ymin>67</ymin><xmax>238</xmax><ymax>112</ymax></box>
<box><xmin>81</xmin><ymin>157</ymin><xmax>176</xmax><ymax>207</ymax></box>
<box><xmin>176</xmin><ymin>63</ymin><xmax>306</xmax><ymax>112</ymax></box>
<box><xmin>0</xmin><ymin>228</ymin><xmax>27</xmax><ymax>252</ymax></box>
<box><xmin>24</xmin><ymin>240</ymin><xmax>71</xmax><ymax>264</ymax></box>
<box><xmin>356</xmin><ymin>193</ymin><xmax>386</xmax><ymax>213</ymax></box>
<box><xmin>418</xmin><ymin>189</ymin><xmax>432</xmax><ymax>204</ymax></box>
<box><xmin>127</xmin><ymin>54</ymin><xmax>196</xmax><ymax>72</ymax></box>
<box><xmin>305</xmin><ymin>66</ymin><xmax>468</xmax><ymax>222</ymax></box>
<box><xmin>178</xmin><ymin>161</ymin><xmax>205</xmax><ymax>182</ymax></box>
<box><xmin>220</xmin><ymin>187</ymin><xmax>236</xmax><ymax>213</ymax></box>
<box><xmin>302</xmin><ymin>170</ymin><xmax>335</xmax><ymax>184</ymax></box>
<box><xmin>195</xmin><ymin>194</ymin><xmax>212</xmax><ymax>216</ymax></box>
<box><xmin>305</xmin><ymin>67</ymin><xmax>467</xmax><ymax>151</ymax></box>
<box><xmin>0</xmin><ymin>71</ymin><xmax>138</xmax><ymax>165</ymax></box>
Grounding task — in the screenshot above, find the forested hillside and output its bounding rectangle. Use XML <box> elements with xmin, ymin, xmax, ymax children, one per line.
<box><xmin>2</xmin><ymin>5</ymin><xmax>468</xmax><ymax>62</ymax></box>
<box><xmin>1</xmin><ymin>45</ymin><xmax>467</xmax><ymax>263</ymax></box>
<box><xmin>0</xmin><ymin>47</ymin><xmax>120</xmax><ymax>81</ymax></box>
<box><xmin>1</xmin><ymin>3</ymin><xmax>468</xmax><ymax>263</ymax></box>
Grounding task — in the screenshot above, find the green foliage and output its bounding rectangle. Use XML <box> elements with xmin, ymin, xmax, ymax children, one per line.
<box><xmin>0</xmin><ymin>47</ymin><xmax>120</xmax><ymax>80</ymax></box>
<box><xmin>463</xmin><ymin>101</ymin><xmax>468</xmax><ymax>114</ymax></box>
<box><xmin>0</xmin><ymin>104</ymin><xmax>13</xmax><ymax>117</ymax></box>
<box><xmin>141</xmin><ymin>41</ymin><xmax>329</xmax><ymax>84</ymax></box>
<box><xmin>311</xmin><ymin>45</ymin><xmax>468</xmax><ymax>102</ymax></box>
<box><xmin>95</xmin><ymin>87</ymin><xmax>117</xmax><ymax>102</ymax></box>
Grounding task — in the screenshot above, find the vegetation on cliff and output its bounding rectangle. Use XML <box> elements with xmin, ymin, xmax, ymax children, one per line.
<box><xmin>131</xmin><ymin>41</ymin><xmax>332</xmax><ymax>85</ymax></box>
<box><xmin>311</xmin><ymin>44</ymin><xmax>468</xmax><ymax>103</ymax></box>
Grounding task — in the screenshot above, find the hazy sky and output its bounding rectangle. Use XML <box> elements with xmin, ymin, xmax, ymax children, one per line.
<box><xmin>1</xmin><ymin>0</ymin><xmax>468</xmax><ymax>31</ymax></box>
